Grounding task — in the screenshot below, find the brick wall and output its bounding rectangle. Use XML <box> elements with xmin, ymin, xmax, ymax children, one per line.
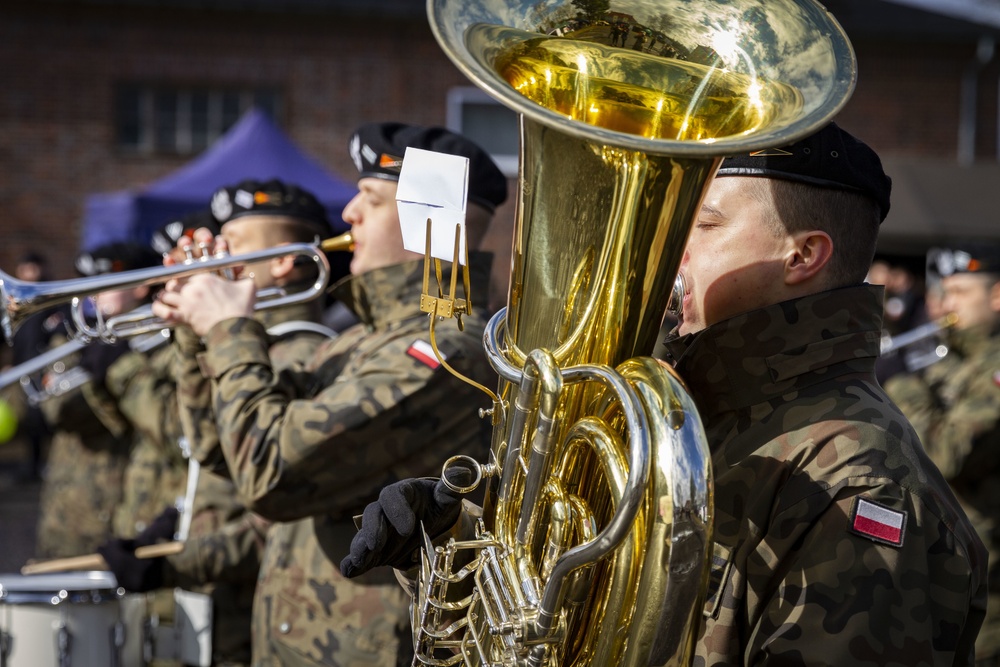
<box><xmin>0</xmin><ymin>3</ymin><xmax>473</xmax><ymax>279</ymax></box>
<box><xmin>0</xmin><ymin>2</ymin><xmax>997</xmax><ymax>294</ymax></box>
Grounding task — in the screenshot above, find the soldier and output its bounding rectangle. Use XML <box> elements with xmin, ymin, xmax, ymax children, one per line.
<box><xmin>343</xmin><ymin>122</ymin><xmax>987</xmax><ymax>666</ymax></box>
<box><xmin>97</xmin><ymin>187</ymin><xmax>336</xmax><ymax>667</ymax></box>
<box><xmin>151</xmin><ymin>124</ymin><xmax>506</xmax><ymax>666</ymax></box>
<box><xmin>884</xmin><ymin>242</ymin><xmax>1000</xmax><ymax>665</ymax></box>
<box><xmin>33</xmin><ymin>242</ymin><xmax>159</xmax><ymax>559</ymax></box>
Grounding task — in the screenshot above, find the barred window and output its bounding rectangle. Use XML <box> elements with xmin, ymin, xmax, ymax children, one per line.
<box><xmin>446</xmin><ymin>86</ymin><xmax>519</xmax><ymax>178</ymax></box>
<box><xmin>115</xmin><ymin>84</ymin><xmax>283</xmax><ymax>154</ymax></box>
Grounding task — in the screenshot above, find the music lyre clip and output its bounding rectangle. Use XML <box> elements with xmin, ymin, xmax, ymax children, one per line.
<box><xmin>420</xmin><ymin>217</ymin><xmax>471</xmax><ymax>331</ymax></box>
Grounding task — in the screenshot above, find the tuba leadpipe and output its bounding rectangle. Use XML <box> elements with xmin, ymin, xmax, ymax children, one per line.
<box><xmin>415</xmin><ymin>1</ymin><xmax>858</xmax><ymax>666</ymax></box>
<box><xmin>0</xmin><ymin>232</ymin><xmax>353</xmax><ymax>344</ymax></box>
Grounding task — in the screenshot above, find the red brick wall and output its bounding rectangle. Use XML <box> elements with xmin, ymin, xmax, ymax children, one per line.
<box><xmin>0</xmin><ymin>4</ymin><xmax>474</xmax><ymax>279</ymax></box>
<box><xmin>0</xmin><ymin>3</ymin><xmax>997</xmax><ymax>297</ymax></box>
<box><xmin>839</xmin><ymin>37</ymin><xmax>1000</xmax><ymax>158</ymax></box>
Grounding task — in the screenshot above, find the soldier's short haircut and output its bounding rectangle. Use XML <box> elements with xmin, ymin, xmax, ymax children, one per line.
<box><xmin>749</xmin><ymin>178</ymin><xmax>881</xmax><ymax>288</ymax></box>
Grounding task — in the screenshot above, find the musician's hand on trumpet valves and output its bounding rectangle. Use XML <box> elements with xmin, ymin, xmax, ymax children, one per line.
<box><xmin>153</xmin><ymin>230</ymin><xmax>258</xmax><ymax>337</ymax></box>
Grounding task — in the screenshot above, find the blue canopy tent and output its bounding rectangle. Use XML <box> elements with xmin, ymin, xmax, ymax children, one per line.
<box><xmin>81</xmin><ymin>109</ymin><xmax>356</xmax><ymax>251</ymax></box>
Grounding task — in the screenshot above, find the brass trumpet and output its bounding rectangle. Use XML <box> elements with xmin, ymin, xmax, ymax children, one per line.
<box><xmin>0</xmin><ymin>232</ymin><xmax>353</xmax><ymax>344</ymax></box>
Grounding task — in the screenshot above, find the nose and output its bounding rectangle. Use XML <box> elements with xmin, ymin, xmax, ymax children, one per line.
<box><xmin>679</xmin><ymin>246</ymin><xmax>691</xmax><ymax>270</ymax></box>
<box><xmin>342</xmin><ymin>192</ymin><xmax>363</xmax><ymax>227</ymax></box>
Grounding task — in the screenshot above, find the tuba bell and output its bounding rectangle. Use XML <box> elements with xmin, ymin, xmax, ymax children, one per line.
<box><xmin>417</xmin><ymin>1</ymin><xmax>856</xmax><ymax>665</ymax></box>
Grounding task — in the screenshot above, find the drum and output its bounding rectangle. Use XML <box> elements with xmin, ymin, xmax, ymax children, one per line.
<box><xmin>0</xmin><ymin>570</ymin><xmax>144</xmax><ymax>667</ymax></box>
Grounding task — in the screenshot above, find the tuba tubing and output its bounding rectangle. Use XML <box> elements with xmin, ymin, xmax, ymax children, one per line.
<box><xmin>416</xmin><ymin>1</ymin><xmax>858</xmax><ymax>665</ymax></box>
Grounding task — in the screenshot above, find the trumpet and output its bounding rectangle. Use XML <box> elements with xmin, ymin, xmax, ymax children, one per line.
<box><xmin>0</xmin><ymin>329</ymin><xmax>173</xmax><ymax>405</ymax></box>
<box><xmin>880</xmin><ymin>313</ymin><xmax>958</xmax><ymax>371</ymax></box>
<box><xmin>0</xmin><ymin>232</ymin><xmax>353</xmax><ymax>344</ymax></box>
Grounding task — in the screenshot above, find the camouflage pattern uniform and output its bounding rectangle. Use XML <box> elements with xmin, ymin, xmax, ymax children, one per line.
<box><xmin>885</xmin><ymin>322</ymin><xmax>1000</xmax><ymax>662</ymax></box>
<box><xmin>167</xmin><ymin>300</ymin><xmax>329</xmax><ymax>667</ymax></box>
<box><xmin>35</xmin><ymin>334</ymin><xmax>133</xmax><ymax>558</ymax></box>
<box><xmin>102</xmin><ymin>338</ymin><xmax>189</xmax><ymax>538</ymax></box>
<box><xmin>189</xmin><ymin>258</ymin><xmax>494</xmax><ymax>666</ymax></box>
<box><xmin>659</xmin><ymin>284</ymin><xmax>987</xmax><ymax>666</ymax></box>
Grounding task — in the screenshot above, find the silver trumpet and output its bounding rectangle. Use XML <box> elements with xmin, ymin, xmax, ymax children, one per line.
<box><xmin>0</xmin><ymin>233</ymin><xmax>352</xmax><ymax>344</ymax></box>
<box><xmin>880</xmin><ymin>313</ymin><xmax>958</xmax><ymax>371</ymax></box>
<box><xmin>0</xmin><ymin>329</ymin><xmax>172</xmax><ymax>405</ymax></box>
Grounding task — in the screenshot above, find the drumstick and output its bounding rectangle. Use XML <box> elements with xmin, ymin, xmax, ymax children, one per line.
<box><xmin>135</xmin><ymin>541</ymin><xmax>185</xmax><ymax>558</ymax></box>
<box><xmin>19</xmin><ymin>541</ymin><xmax>186</xmax><ymax>575</ymax></box>
<box><xmin>20</xmin><ymin>553</ymin><xmax>107</xmax><ymax>575</ymax></box>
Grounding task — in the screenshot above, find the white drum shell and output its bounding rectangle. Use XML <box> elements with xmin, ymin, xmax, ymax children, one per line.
<box><xmin>0</xmin><ymin>571</ymin><xmax>144</xmax><ymax>667</ymax></box>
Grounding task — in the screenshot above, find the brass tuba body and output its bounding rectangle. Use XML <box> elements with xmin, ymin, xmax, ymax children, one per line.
<box><xmin>418</xmin><ymin>1</ymin><xmax>856</xmax><ymax>665</ymax></box>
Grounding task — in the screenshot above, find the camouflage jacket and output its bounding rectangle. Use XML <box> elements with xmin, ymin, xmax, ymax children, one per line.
<box><xmin>35</xmin><ymin>334</ymin><xmax>132</xmax><ymax>558</ymax></box>
<box><xmin>885</xmin><ymin>322</ymin><xmax>1000</xmax><ymax>659</ymax></box>
<box><xmin>168</xmin><ymin>300</ymin><xmax>328</xmax><ymax>666</ymax></box>
<box><xmin>660</xmin><ymin>284</ymin><xmax>987</xmax><ymax>667</ymax></box>
<box><xmin>193</xmin><ymin>258</ymin><xmax>495</xmax><ymax>666</ymax></box>
<box><xmin>101</xmin><ymin>337</ymin><xmax>189</xmax><ymax>537</ymax></box>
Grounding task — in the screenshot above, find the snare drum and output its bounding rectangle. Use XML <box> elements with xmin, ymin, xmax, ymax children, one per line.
<box><xmin>0</xmin><ymin>570</ymin><xmax>144</xmax><ymax>667</ymax></box>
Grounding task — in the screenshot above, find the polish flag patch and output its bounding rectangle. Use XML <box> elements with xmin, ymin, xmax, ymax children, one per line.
<box><xmin>406</xmin><ymin>339</ymin><xmax>444</xmax><ymax>370</ymax></box>
<box><xmin>850</xmin><ymin>497</ymin><xmax>906</xmax><ymax>547</ymax></box>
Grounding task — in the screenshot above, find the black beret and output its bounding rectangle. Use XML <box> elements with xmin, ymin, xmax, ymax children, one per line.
<box><xmin>348</xmin><ymin>122</ymin><xmax>508</xmax><ymax>213</ymax></box>
<box><xmin>150</xmin><ymin>208</ymin><xmax>221</xmax><ymax>256</ymax></box>
<box><xmin>717</xmin><ymin>122</ymin><xmax>892</xmax><ymax>223</ymax></box>
<box><xmin>76</xmin><ymin>242</ymin><xmax>162</xmax><ymax>277</ymax></box>
<box><xmin>209</xmin><ymin>179</ymin><xmax>333</xmax><ymax>236</ymax></box>
<box><xmin>927</xmin><ymin>242</ymin><xmax>1000</xmax><ymax>278</ymax></box>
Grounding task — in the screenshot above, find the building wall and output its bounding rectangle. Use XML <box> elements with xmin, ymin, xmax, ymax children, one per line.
<box><xmin>1</xmin><ymin>2</ymin><xmax>998</xmax><ymax>292</ymax></box>
<box><xmin>0</xmin><ymin>3</ymin><xmax>472</xmax><ymax>279</ymax></box>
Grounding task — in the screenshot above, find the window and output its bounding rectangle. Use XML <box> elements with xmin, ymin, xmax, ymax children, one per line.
<box><xmin>115</xmin><ymin>84</ymin><xmax>283</xmax><ymax>154</ymax></box>
<box><xmin>446</xmin><ymin>86</ymin><xmax>519</xmax><ymax>178</ymax></box>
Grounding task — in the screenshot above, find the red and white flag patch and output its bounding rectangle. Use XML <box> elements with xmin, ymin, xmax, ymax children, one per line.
<box><xmin>406</xmin><ymin>339</ymin><xmax>444</xmax><ymax>370</ymax></box>
<box><xmin>850</xmin><ymin>497</ymin><xmax>906</xmax><ymax>547</ymax></box>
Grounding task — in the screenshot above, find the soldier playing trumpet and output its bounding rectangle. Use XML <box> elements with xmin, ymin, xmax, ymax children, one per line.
<box><xmin>885</xmin><ymin>242</ymin><xmax>1000</xmax><ymax>664</ymax></box>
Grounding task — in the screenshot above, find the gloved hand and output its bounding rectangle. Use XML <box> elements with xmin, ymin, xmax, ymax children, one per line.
<box><xmin>135</xmin><ymin>506</ymin><xmax>180</xmax><ymax>547</ymax></box>
<box><xmin>340</xmin><ymin>467</ymin><xmax>473</xmax><ymax>578</ymax></box>
<box><xmin>97</xmin><ymin>506</ymin><xmax>179</xmax><ymax>592</ymax></box>
<box><xmin>78</xmin><ymin>339</ymin><xmax>131</xmax><ymax>387</ymax></box>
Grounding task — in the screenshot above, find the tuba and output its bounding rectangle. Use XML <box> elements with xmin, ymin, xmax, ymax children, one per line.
<box><xmin>417</xmin><ymin>1</ymin><xmax>856</xmax><ymax>665</ymax></box>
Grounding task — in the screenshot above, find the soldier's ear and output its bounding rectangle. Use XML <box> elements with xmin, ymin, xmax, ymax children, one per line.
<box><xmin>266</xmin><ymin>241</ymin><xmax>296</xmax><ymax>281</ymax></box>
<box><xmin>784</xmin><ymin>230</ymin><xmax>833</xmax><ymax>286</ymax></box>
<box><xmin>270</xmin><ymin>252</ymin><xmax>297</xmax><ymax>281</ymax></box>
<box><xmin>988</xmin><ymin>279</ymin><xmax>1000</xmax><ymax>313</ymax></box>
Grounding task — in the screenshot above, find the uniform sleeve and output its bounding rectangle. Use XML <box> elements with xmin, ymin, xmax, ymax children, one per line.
<box><xmin>739</xmin><ymin>483</ymin><xmax>985</xmax><ymax>666</ymax></box>
<box><xmin>105</xmin><ymin>345</ymin><xmax>186</xmax><ymax>465</ymax></box>
<box><xmin>198</xmin><ymin>316</ymin><xmax>490</xmax><ymax>523</ymax></box>
<box><xmin>165</xmin><ymin>510</ymin><xmax>269</xmax><ymax>587</ymax></box>
<box><xmin>173</xmin><ymin>325</ymin><xmax>230</xmax><ymax>477</ymax></box>
<box><xmin>886</xmin><ymin>360</ymin><xmax>1000</xmax><ymax>480</ymax></box>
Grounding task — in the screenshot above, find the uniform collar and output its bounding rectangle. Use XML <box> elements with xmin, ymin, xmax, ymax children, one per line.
<box><xmin>661</xmin><ymin>284</ymin><xmax>885</xmax><ymax>416</ymax></box>
<box><xmin>948</xmin><ymin>321</ymin><xmax>1000</xmax><ymax>357</ymax></box>
<box><xmin>330</xmin><ymin>253</ymin><xmax>493</xmax><ymax>330</ymax></box>
<box><xmin>254</xmin><ymin>293</ymin><xmax>323</xmax><ymax>330</ymax></box>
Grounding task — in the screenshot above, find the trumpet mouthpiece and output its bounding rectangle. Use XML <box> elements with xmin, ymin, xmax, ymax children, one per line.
<box><xmin>321</xmin><ymin>232</ymin><xmax>354</xmax><ymax>253</ymax></box>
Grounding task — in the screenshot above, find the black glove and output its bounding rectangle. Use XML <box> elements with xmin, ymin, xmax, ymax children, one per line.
<box><xmin>78</xmin><ymin>339</ymin><xmax>131</xmax><ymax>387</ymax></box>
<box><xmin>97</xmin><ymin>507</ymin><xmax>179</xmax><ymax>592</ymax></box>
<box><xmin>135</xmin><ymin>506</ymin><xmax>180</xmax><ymax>547</ymax></box>
<box><xmin>340</xmin><ymin>467</ymin><xmax>473</xmax><ymax>578</ymax></box>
